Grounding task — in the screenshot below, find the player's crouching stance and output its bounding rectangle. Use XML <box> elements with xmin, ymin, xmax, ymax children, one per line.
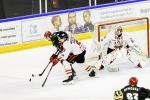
<box><xmin>44</xmin><ymin>31</ymin><xmax>96</xmax><ymax>84</ymax></box>
<box><xmin>114</xmin><ymin>77</ymin><xmax>150</xmax><ymax>100</ymax></box>
<box><xmin>96</xmin><ymin>26</ymin><xmax>147</xmax><ymax>72</ymax></box>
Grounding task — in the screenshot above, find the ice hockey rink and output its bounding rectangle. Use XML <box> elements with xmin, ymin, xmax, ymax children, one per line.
<box><xmin>0</xmin><ymin>38</ymin><xmax>150</xmax><ymax>100</ymax></box>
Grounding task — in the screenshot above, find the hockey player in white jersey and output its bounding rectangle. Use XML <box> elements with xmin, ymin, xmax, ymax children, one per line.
<box><xmin>97</xmin><ymin>25</ymin><xmax>147</xmax><ymax>72</ymax></box>
<box><xmin>44</xmin><ymin>31</ymin><xmax>96</xmax><ymax>84</ymax></box>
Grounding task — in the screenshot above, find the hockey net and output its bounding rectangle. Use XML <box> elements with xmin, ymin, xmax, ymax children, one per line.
<box><xmin>92</xmin><ymin>17</ymin><xmax>150</xmax><ymax>58</ymax></box>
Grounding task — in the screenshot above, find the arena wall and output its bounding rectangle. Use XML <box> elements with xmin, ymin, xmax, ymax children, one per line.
<box><xmin>0</xmin><ymin>0</ymin><xmax>150</xmax><ymax>53</ymax></box>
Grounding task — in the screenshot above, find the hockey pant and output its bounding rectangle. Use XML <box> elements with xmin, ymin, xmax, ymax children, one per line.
<box><xmin>69</xmin><ymin>50</ymin><xmax>94</xmax><ymax>73</ymax></box>
<box><xmin>61</xmin><ymin>50</ymin><xmax>93</xmax><ymax>76</ymax></box>
<box><xmin>66</xmin><ymin>50</ymin><xmax>86</xmax><ymax>64</ymax></box>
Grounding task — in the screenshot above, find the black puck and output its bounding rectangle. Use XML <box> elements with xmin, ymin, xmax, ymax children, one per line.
<box><xmin>29</xmin><ymin>78</ymin><xmax>31</xmax><ymax>82</ymax></box>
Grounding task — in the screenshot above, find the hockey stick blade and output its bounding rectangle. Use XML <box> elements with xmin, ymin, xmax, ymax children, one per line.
<box><xmin>39</xmin><ymin>62</ymin><xmax>51</xmax><ymax>76</ymax></box>
<box><xmin>29</xmin><ymin>62</ymin><xmax>51</xmax><ymax>82</ymax></box>
<box><xmin>39</xmin><ymin>50</ymin><xmax>59</xmax><ymax>76</ymax></box>
<box><xmin>29</xmin><ymin>50</ymin><xmax>59</xmax><ymax>83</ymax></box>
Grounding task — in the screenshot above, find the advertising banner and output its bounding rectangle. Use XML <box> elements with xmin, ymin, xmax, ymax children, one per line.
<box><xmin>0</xmin><ymin>21</ymin><xmax>22</xmax><ymax>46</ymax></box>
<box><xmin>21</xmin><ymin>17</ymin><xmax>50</xmax><ymax>42</ymax></box>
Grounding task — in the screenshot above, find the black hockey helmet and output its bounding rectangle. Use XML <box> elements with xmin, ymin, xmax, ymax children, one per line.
<box><xmin>55</xmin><ymin>31</ymin><xmax>68</xmax><ymax>41</ymax></box>
<box><xmin>50</xmin><ymin>31</ymin><xmax>68</xmax><ymax>47</ymax></box>
<box><xmin>50</xmin><ymin>33</ymin><xmax>59</xmax><ymax>47</ymax></box>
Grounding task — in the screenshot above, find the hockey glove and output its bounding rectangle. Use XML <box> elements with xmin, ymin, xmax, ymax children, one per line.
<box><xmin>139</xmin><ymin>87</ymin><xmax>149</xmax><ymax>99</ymax></box>
<box><xmin>50</xmin><ymin>54</ymin><xmax>58</xmax><ymax>62</ymax></box>
<box><xmin>51</xmin><ymin>58</ymin><xmax>59</xmax><ymax>65</ymax></box>
<box><xmin>114</xmin><ymin>90</ymin><xmax>123</xmax><ymax>100</ymax></box>
<box><xmin>50</xmin><ymin>54</ymin><xmax>60</xmax><ymax>65</ymax></box>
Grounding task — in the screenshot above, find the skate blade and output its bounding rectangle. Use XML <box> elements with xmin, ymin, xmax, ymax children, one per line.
<box><xmin>62</xmin><ymin>80</ymin><xmax>74</xmax><ymax>85</ymax></box>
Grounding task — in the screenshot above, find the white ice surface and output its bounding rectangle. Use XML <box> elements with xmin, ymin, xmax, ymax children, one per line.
<box><xmin>0</xmin><ymin>39</ymin><xmax>150</xmax><ymax>100</ymax></box>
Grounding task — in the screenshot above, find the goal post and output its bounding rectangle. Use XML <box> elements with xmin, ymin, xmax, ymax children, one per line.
<box><xmin>95</xmin><ymin>17</ymin><xmax>150</xmax><ymax>57</ymax></box>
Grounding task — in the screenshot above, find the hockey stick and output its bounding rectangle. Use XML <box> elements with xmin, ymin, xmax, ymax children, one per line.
<box><xmin>42</xmin><ymin>64</ymin><xmax>54</xmax><ymax>87</ymax></box>
<box><xmin>29</xmin><ymin>62</ymin><xmax>51</xmax><ymax>82</ymax></box>
<box><xmin>39</xmin><ymin>62</ymin><xmax>51</xmax><ymax>76</ymax></box>
<box><xmin>29</xmin><ymin>50</ymin><xmax>60</xmax><ymax>82</ymax></box>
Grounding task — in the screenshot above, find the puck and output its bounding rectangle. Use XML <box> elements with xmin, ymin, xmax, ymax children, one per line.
<box><xmin>29</xmin><ymin>78</ymin><xmax>31</xmax><ymax>82</ymax></box>
<box><xmin>32</xmin><ymin>74</ymin><xmax>34</xmax><ymax>77</ymax></box>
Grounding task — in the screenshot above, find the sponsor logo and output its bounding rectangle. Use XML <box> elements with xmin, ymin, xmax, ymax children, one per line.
<box><xmin>29</xmin><ymin>24</ymin><xmax>38</xmax><ymax>34</ymax></box>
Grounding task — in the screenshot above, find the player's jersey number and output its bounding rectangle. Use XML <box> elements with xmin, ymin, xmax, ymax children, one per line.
<box><xmin>126</xmin><ymin>93</ymin><xmax>138</xmax><ymax>100</ymax></box>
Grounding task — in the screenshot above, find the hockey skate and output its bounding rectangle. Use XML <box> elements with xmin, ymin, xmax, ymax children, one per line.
<box><xmin>89</xmin><ymin>70</ymin><xmax>95</xmax><ymax>77</ymax></box>
<box><xmin>137</xmin><ymin>63</ymin><xmax>142</xmax><ymax>68</ymax></box>
<box><xmin>62</xmin><ymin>75</ymin><xmax>74</xmax><ymax>85</ymax></box>
<box><xmin>99</xmin><ymin>65</ymin><xmax>104</xmax><ymax>70</ymax></box>
<box><xmin>137</xmin><ymin>58</ymin><xmax>147</xmax><ymax>68</ymax></box>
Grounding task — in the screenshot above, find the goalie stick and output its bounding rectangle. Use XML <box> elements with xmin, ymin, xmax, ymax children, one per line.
<box><xmin>29</xmin><ymin>50</ymin><xmax>60</xmax><ymax>82</ymax></box>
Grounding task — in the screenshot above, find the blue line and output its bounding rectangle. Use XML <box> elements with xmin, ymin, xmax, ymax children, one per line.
<box><xmin>0</xmin><ymin>0</ymin><xmax>146</xmax><ymax>23</ymax></box>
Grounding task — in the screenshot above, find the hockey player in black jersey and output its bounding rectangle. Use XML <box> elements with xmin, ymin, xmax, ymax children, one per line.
<box><xmin>114</xmin><ymin>77</ymin><xmax>150</xmax><ymax>100</ymax></box>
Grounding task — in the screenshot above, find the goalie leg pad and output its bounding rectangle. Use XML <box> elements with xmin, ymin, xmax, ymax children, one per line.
<box><xmin>138</xmin><ymin>59</ymin><xmax>147</xmax><ymax>68</ymax></box>
<box><xmin>127</xmin><ymin>50</ymin><xmax>147</xmax><ymax>68</ymax></box>
<box><xmin>105</xmin><ymin>54</ymin><xmax>120</xmax><ymax>72</ymax></box>
<box><xmin>127</xmin><ymin>50</ymin><xmax>141</xmax><ymax>65</ymax></box>
<box><xmin>101</xmin><ymin>50</ymin><xmax>118</xmax><ymax>67</ymax></box>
